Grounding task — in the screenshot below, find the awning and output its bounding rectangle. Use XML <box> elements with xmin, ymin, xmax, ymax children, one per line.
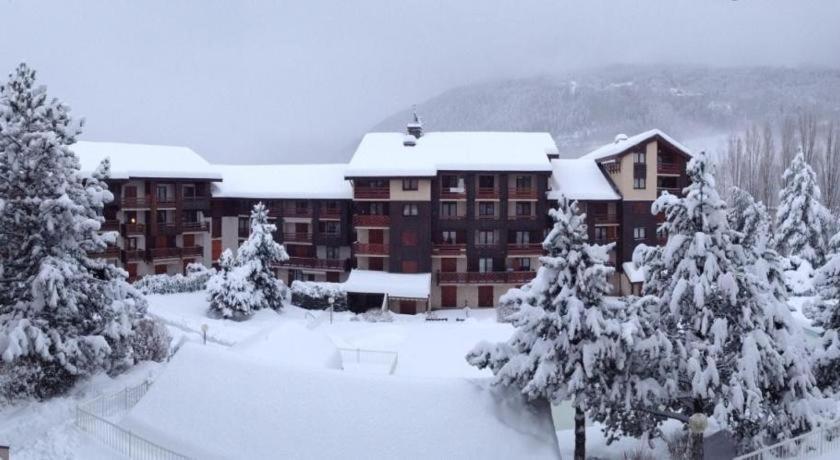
<box><xmin>342</xmin><ymin>269</ymin><xmax>431</xmax><ymax>300</ymax></box>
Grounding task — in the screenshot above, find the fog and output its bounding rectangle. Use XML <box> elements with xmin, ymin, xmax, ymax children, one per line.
<box><xmin>1</xmin><ymin>0</ymin><xmax>838</xmax><ymax>163</ymax></box>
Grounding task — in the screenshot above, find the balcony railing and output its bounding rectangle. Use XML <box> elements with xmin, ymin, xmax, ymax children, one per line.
<box><xmin>591</xmin><ymin>214</ymin><xmax>619</xmax><ymax>225</ymax></box>
<box><xmin>123</xmin><ymin>249</ymin><xmax>145</xmax><ymax>261</ymax></box>
<box><xmin>101</xmin><ymin>220</ymin><xmax>120</xmax><ymax>232</ymax></box>
<box><xmin>91</xmin><ymin>246</ymin><xmax>121</xmax><ymax>259</ymax></box>
<box><xmin>353</xmin><ymin>242</ymin><xmax>388</xmax><ymax>256</ymax></box>
<box><xmin>156</xmin><ymin>222</ymin><xmax>180</xmax><ymax>235</ymax></box>
<box><xmin>508</xmin><ymin>187</ymin><xmax>537</xmax><ymax>199</ymax></box>
<box><xmin>476</xmin><ymin>187</ymin><xmax>499</xmax><ymax>199</ymax></box>
<box><xmin>658</xmin><ymin>187</ymin><xmax>682</xmax><ymax>196</ymax></box>
<box><xmin>121</xmin><ymin>195</ymin><xmax>151</xmax><ymax>208</ymax></box>
<box><xmin>284</xmin><ymin>207</ymin><xmax>313</xmax><ymax>218</ymax></box>
<box><xmin>439</xmin><ymin>213</ymin><xmax>466</xmax><ymax>220</ymax></box>
<box><xmin>437</xmin><ymin>270</ymin><xmax>535</xmax><ymax>285</ymax></box>
<box><xmin>353</xmin><ymin>214</ymin><xmax>390</xmax><ymax>227</ymax></box>
<box><xmin>125</xmin><ymin>223</ymin><xmax>146</xmax><ymax>235</ymax></box>
<box><xmin>508</xmin><ymin>213</ymin><xmax>537</xmax><ymax>221</ymax></box>
<box><xmin>440</xmin><ymin>187</ymin><xmax>466</xmax><ymax>199</ymax></box>
<box><xmin>320</xmin><ymin>207</ymin><xmax>342</xmax><ymax>219</ymax></box>
<box><xmin>283</xmin><ymin>232</ymin><xmax>312</xmax><ymax>243</ymax></box>
<box><xmin>155</xmin><ymin>196</ymin><xmax>177</xmax><ymax>207</ymax></box>
<box><xmin>657</xmin><ymin>163</ymin><xmax>681</xmax><ymax>175</ymax></box>
<box><xmin>181</xmin><ymin>197</ymin><xmax>210</xmax><ymax>209</ymax></box>
<box><xmin>275</xmin><ymin>257</ymin><xmax>350</xmax><ymax>271</ymax></box>
<box><xmin>354</xmin><ymin>187</ymin><xmax>390</xmax><ymax>199</ymax></box>
<box><xmin>476</xmin><ymin>212</ymin><xmax>500</xmax><ymax>220</ymax></box>
<box><xmin>318</xmin><ymin>232</ymin><xmax>344</xmax><ymax>245</ymax></box>
<box><xmin>148</xmin><ymin>247</ymin><xmax>181</xmax><ymax>260</ymax></box>
<box><xmin>181</xmin><ymin>221</ymin><xmax>209</xmax><ymax>232</ymax></box>
<box><xmin>432</xmin><ymin>243</ymin><xmax>466</xmax><ymax>255</ymax></box>
<box><xmin>181</xmin><ymin>246</ymin><xmax>204</xmax><ymax>257</ymax></box>
<box><xmin>507</xmin><ymin>243</ymin><xmax>543</xmax><ymax>255</ymax></box>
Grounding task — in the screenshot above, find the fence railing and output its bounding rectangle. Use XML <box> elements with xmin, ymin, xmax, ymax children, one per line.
<box><xmin>734</xmin><ymin>421</ymin><xmax>840</xmax><ymax>460</ymax></box>
<box><xmin>337</xmin><ymin>347</ymin><xmax>399</xmax><ymax>375</ymax></box>
<box><xmin>75</xmin><ymin>381</ymin><xmax>191</xmax><ymax>460</ymax></box>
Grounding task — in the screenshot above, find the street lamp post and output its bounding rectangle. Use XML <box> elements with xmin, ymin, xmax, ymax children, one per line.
<box><xmin>328</xmin><ymin>296</ymin><xmax>335</xmax><ymax>324</ymax></box>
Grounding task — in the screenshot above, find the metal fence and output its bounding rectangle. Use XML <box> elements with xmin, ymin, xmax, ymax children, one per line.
<box><xmin>734</xmin><ymin>422</ymin><xmax>840</xmax><ymax>460</ymax></box>
<box><xmin>337</xmin><ymin>347</ymin><xmax>399</xmax><ymax>375</ymax></box>
<box><xmin>75</xmin><ymin>381</ymin><xmax>190</xmax><ymax>460</ymax></box>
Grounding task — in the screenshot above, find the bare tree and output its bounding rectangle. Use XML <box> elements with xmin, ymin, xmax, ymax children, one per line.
<box><xmin>798</xmin><ymin>111</ymin><xmax>819</xmax><ymax>165</ymax></box>
<box><xmin>820</xmin><ymin>121</ymin><xmax>840</xmax><ymax>213</ymax></box>
<box><xmin>779</xmin><ymin>116</ymin><xmax>797</xmax><ymax>184</ymax></box>
<box><xmin>758</xmin><ymin>121</ymin><xmax>777</xmax><ymax>208</ymax></box>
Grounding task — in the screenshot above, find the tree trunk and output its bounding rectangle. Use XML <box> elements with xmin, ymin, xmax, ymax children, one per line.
<box><xmin>574</xmin><ymin>406</ymin><xmax>586</xmax><ymax>460</ymax></box>
<box><xmin>687</xmin><ymin>412</ymin><xmax>708</xmax><ymax>460</ymax></box>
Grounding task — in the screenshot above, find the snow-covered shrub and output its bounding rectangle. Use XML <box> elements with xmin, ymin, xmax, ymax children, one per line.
<box><xmin>784</xmin><ymin>257</ymin><xmax>816</xmax><ymax>296</ymax></box>
<box><xmin>350</xmin><ymin>309</ymin><xmax>394</xmax><ymax>323</ymax></box>
<box><xmin>290</xmin><ymin>281</ymin><xmax>347</xmax><ymax>311</ymax></box>
<box><xmin>130</xmin><ymin>318</ymin><xmax>172</xmax><ymax>362</ymax></box>
<box><xmin>0</xmin><ymin>64</ymin><xmax>170</xmax><ymax>401</ymax></box>
<box><xmin>207</xmin><ymin>203</ymin><xmax>289</xmax><ymax>320</ymax></box>
<box><xmin>134</xmin><ymin>263</ymin><xmax>216</xmax><ymax>295</ymax></box>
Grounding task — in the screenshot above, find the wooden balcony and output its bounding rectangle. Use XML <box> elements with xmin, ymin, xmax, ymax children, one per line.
<box><xmin>353</xmin><ymin>214</ymin><xmax>390</xmax><ymax>227</ymax></box>
<box><xmin>507</xmin><ymin>243</ymin><xmax>543</xmax><ymax>255</ymax></box>
<box><xmin>319</xmin><ymin>207</ymin><xmax>342</xmax><ymax>219</ymax></box>
<box><xmin>123</xmin><ymin>249</ymin><xmax>145</xmax><ymax>261</ymax></box>
<box><xmin>657</xmin><ymin>163</ymin><xmax>681</xmax><ymax>175</ymax></box>
<box><xmin>181</xmin><ymin>246</ymin><xmax>204</xmax><ymax>258</ymax></box>
<box><xmin>275</xmin><ymin>257</ymin><xmax>350</xmax><ymax>271</ymax></box>
<box><xmin>284</xmin><ymin>207</ymin><xmax>313</xmax><ymax>218</ymax></box>
<box><xmin>508</xmin><ymin>187</ymin><xmax>537</xmax><ymax>199</ymax></box>
<box><xmin>353</xmin><ymin>242</ymin><xmax>388</xmax><ymax>256</ymax></box>
<box><xmin>507</xmin><ymin>213</ymin><xmax>537</xmax><ymax>221</ymax></box>
<box><xmin>148</xmin><ymin>247</ymin><xmax>181</xmax><ymax>260</ymax></box>
<box><xmin>181</xmin><ymin>221</ymin><xmax>209</xmax><ymax>232</ymax></box>
<box><xmin>354</xmin><ymin>187</ymin><xmax>390</xmax><ymax>199</ymax></box>
<box><xmin>437</xmin><ymin>270</ymin><xmax>535</xmax><ymax>285</ymax></box>
<box><xmin>440</xmin><ymin>188</ymin><xmax>466</xmax><ymax>199</ymax></box>
<box><xmin>182</xmin><ymin>197</ymin><xmax>211</xmax><ymax>210</ymax></box>
<box><xmin>591</xmin><ymin>214</ymin><xmax>619</xmax><ymax>225</ymax></box>
<box><xmin>155</xmin><ymin>196</ymin><xmax>177</xmax><ymax>208</ymax></box>
<box><xmin>318</xmin><ymin>232</ymin><xmax>345</xmax><ymax>246</ymax></box>
<box><xmin>439</xmin><ymin>213</ymin><xmax>466</xmax><ymax>221</ymax></box>
<box><xmin>283</xmin><ymin>232</ymin><xmax>312</xmax><ymax>243</ymax></box>
<box><xmin>121</xmin><ymin>195</ymin><xmax>151</xmax><ymax>208</ymax></box>
<box><xmin>90</xmin><ymin>246</ymin><xmax>121</xmax><ymax>259</ymax></box>
<box><xmin>125</xmin><ymin>223</ymin><xmax>146</xmax><ymax>235</ymax></box>
<box><xmin>476</xmin><ymin>212</ymin><xmax>500</xmax><ymax>220</ymax></box>
<box><xmin>432</xmin><ymin>243</ymin><xmax>466</xmax><ymax>256</ymax></box>
<box><xmin>476</xmin><ymin>187</ymin><xmax>499</xmax><ymax>199</ymax></box>
<box><xmin>156</xmin><ymin>222</ymin><xmax>180</xmax><ymax>235</ymax></box>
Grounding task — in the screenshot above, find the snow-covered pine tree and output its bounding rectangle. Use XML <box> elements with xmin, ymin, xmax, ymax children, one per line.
<box><xmin>206</xmin><ymin>203</ymin><xmax>289</xmax><ymax>320</ymax></box>
<box><xmin>728</xmin><ymin>187</ymin><xmax>788</xmax><ymax>303</ymax></box>
<box><xmin>0</xmin><ymin>63</ymin><xmax>167</xmax><ymax>401</ymax></box>
<box><xmin>813</xmin><ymin>232</ymin><xmax>840</xmax><ymax>391</ymax></box>
<box><xmin>773</xmin><ymin>150</ymin><xmax>834</xmax><ymax>268</ymax></box>
<box><xmin>644</xmin><ymin>151</ymin><xmax>822</xmax><ymax>454</ymax></box>
<box><xmin>467</xmin><ymin>196</ymin><xmax>668</xmax><ymax>460</ymax></box>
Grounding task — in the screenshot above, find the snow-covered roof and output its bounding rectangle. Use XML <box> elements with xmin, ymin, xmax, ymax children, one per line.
<box><xmin>71</xmin><ymin>141</ymin><xmax>222</xmax><ymax>181</ymax></box>
<box><xmin>622</xmin><ymin>262</ymin><xmax>646</xmax><ymax>284</ymax></box>
<box><xmin>579</xmin><ymin>129</ymin><xmax>692</xmax><ymax>162</ymax></box>
<box><xmin>342</xmin><ymin>269</ymin><xmax>431</xmax><ymax>299</ymax></box>
<box><xmin>345</xmin><ymin>132</ymin><xmax>557</xmax><ymax>178</ymax></box>
<box><xmin>123</xmin><ymin>345</ymin><xmax>559</xmax><ymax>459</ymax></box>
<box><xmin>212</xmin><ymin>164</ymin><xmax>352</xmax><ymax>199</ymax></box>
<box><xmin>548</xmin><ymin>159</ymin><xmax>620</xmax><ymax>201</ymax></box>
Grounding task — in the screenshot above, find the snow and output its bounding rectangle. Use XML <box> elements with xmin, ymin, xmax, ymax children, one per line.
<box><xmin>548</xmin><ymin>158</ymin><xmax>620</xmax><ymax>200</ymax></box>
<box><xmin>622</xmin><ymin>261</ymin><xmax>645</xmax><ymax>283</ymax></box>
<box><xmin>345</xmin><ymin>131</ymin><xmax>556</xmax><ymax>177</ymax></box>
<box><xmin>342</xmin><ymin>269</ymin><xmax>431</xmax><ymax>299</ymax></box>
<box><xmin>71</xmin><ymin>141</ymin><xmax>222</xmax><ymax>180</ymax></box>
<box><xmin>121</xmin><ymin>344</ymin><xmax>560</xmax><ymax>459</ymax></box>
<box><xmin>211</xmin><ymin>163</ymin><xmax>352</xmax><ymax>199</ymax></box>
<box><xmin>579</xmin><ymin>128</ymin><xmax>692</xmax><ymax>161</ymax></box>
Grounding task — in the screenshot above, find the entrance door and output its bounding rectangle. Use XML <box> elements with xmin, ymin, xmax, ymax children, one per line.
<box><xmin>478</xmin><ymin>286</ymin><xmax>494</xmax><ymax>307</ymax></box>
<box><xmin>212</xmin><ymin>239</ymin><xmax>222</xmax><ymax>262</ymax></box>
<box><xmin>154</xmin><ymin>264</ymin><xmax>168</xmax><ymax>275</ymax></box>
<box><xmin>441</xmin><ymin>258</ymin><xmax>457</xmax><ymax>272</ymax></box>
<box><xmin>368</xmin><ymin>257</ymin><xmax>384</xmax><ymax>271</ymax></box>
<box><xmin>400</xmin><ymin>300</ymin><xmax>416</xmax><ymax>315</ymax></box>
<box><xmin>126</xmin><ymin>263</ymin><xmax>138</xmax><ymax>280</ymax></box>
<box><xmin>441</xmin><ymin>286</ymin><xmax>457</xmax><ymax>307</ymax></box>
<box><xmin>183</xmin><ymin>234</ymin><xmax>195</xmax><ymax>248</ymax></box>
<box><xmin>369</xmin><ymin>229</ymin><xmax>384</xmax><ymax>244</ymax></box>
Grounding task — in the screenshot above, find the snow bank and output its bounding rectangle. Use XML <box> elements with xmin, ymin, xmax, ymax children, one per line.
<box><xmin>345</xmin><ymin>132</ymin><xmax>556</xmax><ymax>177</ymax></box>
<box><xmin>548</xmin><ymin>158</ymin><xmax>620</xmax><ymax>201</ymax></box>
<box><xmin>72</xmin><ymin>141</ymin><xmax>221</xmax><ymax>180</ymax></box>
<box><xmin>212</xmin><ymin>163</ymin><xmax>352</xmax><ymax>199</ymax></box>
<box><xmin>123</xmin><ymin>344</ymin><xmax>559</xmax><ymax>459</ymax></box>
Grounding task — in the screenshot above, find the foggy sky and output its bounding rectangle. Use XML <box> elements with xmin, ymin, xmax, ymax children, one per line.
<box><xmin>1</xmin><ymin>0</ymin><xmax>839</xmax><ymax>163</ymax></box>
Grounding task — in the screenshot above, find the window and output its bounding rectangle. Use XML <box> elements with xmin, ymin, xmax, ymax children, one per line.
<box><xmin>156</xmin><ymin>210</ymin><xmax>171</xmax><ymax>224</ymax></box>
<box><xmin>477</xmin><ymin>230</ymin><xmax>496</xmax><ymax>246</ymax></box>
<box><xmin>127</xmin><ymin>237</ymin><xmax>138</xmax><ymax>250</ymax></box>
<box><xmin>368</xmin><ymin>202</ymin><xmax>385</xmax><ymax>215</ymax></box>
<box><xmin>441</xmin><ymin>175</ymin><xmax>461</xmax><ymax>189</ymax></box>
<box><xmin>634</xmin><ymin>177</ymin><xmax>646</xmax><ymax>189</ymax></box>
<box><xmin>633</xmin><ymin>152</ymin><xmax>646</xmax><ymax>164</ymax></box>
<box><xmin>326</xmin><ymin>246</ymin><xmax>339</xmax><ymax>259</ymax></box>
<box><xmin>440</xmin><ymin>202</ymin><xmax>458</xmax><ymax>218</ymax></box>
<box><xmin>634</xmin><ymin>227</ymin><xmax>647</xmax><ymax>240</ymax></box>
<box><xmin>512</xmin><ymin>257</ymin><xmax>531</xmax><ymax>271</ymax></box>
<box><xmin>478</xmin><ymin>175</ymin><xmax>495</xmax><ymax>189</ymax></box>
<box><xmin>441</xmin><ymin>231</ymin><xmax>457</xmax><ymax>244</ymax></box>
<box><xmin>324</xmin><ymin>200</ymin><xmax>339</xmax><ymax>211</ymax></box>
<box><xmin>156</xmin><ymin>185</ymin><xmax>169</xmax><ymax>201</ymax></box>
<box><xmin>295</xmin><ymin>201</ymin><xmax>309</xmax><ymax>214</ymax></box>
<box><xmin>402</xmin><ymin>204</ymin><xmax>419</xmax><ymax>216</ymax></box>
<box><xmin>320</xmin><ymin>221</ymin><xmax>340</xmax><ymax>235</ymax></box>
<box><xmin>402</xmin><ymin>179</ymin><xmax>419</xmax><ymax>191</ymax></box>
<box><xmin>478</xmin><ymin>202</ymin><xmax>496</xmax><ymax>217</ymax></box>
<box><xmin>515</xmin><ymin>175</ymin><xmax>532</xmax><ymax>190</ymax></box>
<box><xmin>595</xmin><ymin>227</ymin><xmax>608</xmax><ymax>242</ymax></box>
<box><xmin>401</xmin><ymin>230</ymin><xmax>418</xmax><ymax>246</ymax></box>
<box><xmin>238</xmin><ymin>217</ymin><xmax>250</xmax><ymax>236</ymax></box>
<box><xmin>514</xmin><ymin>231</ymin><xmax>530</xmax><ymax>244</ymax></box>
<box><xmin>183</xmin><ymin>210</ymin><xmax>199</xmax><ymax>224</ymax></box>
<box><xmin>401</xmin><ymin>260</ymin><xmax>418</xmax><ymax>273</ymax></box>
<box><xmin>182</xmin><ymin>184</ymin><xmax>196</xmax><ymax>198</ymax></box>
<box><xmin>515</xmin><ymin>202</ymin><xmax>532</xmax><ymax>217</ymax></box>
<box><xmin>479</xmin><ymin>257</ymin><xmax>493</xmax><ymax>273</ymax></box>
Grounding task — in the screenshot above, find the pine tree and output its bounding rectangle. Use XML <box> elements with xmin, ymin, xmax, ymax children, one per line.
<box><xmin>207</xmin><ymin>203</ymin><xmax>289</xmax><ymax>320</ymax></box>
<box><xmin>0</xmin><ymin>63</ymin><xmax>167</xmax><ymax>400</ymax></box>
<box><xmin>643</xmin><ymin>152</ymin><xmax>822</xmax><ymax>454</ymax></box>
<box><xmin>813</xmin><ymin>232</ymin><xmax>840</xmax><ymax>391</ymax></box>
<box><xmin>467</xmin><ymin>196</ymin><xmax>669</xmax><ymax>460</ymax></box>
<box><xmin>773</xmin><ymin>150</ymin><xmax>834</xmax><ymax>268</ymax></box>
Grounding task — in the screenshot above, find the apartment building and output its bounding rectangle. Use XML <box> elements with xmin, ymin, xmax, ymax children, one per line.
<box><xmin>209</xmin><ymin>164</ymin><xmax>353</xmax><ymax>284</ymax></box>
<box><xmin>73</xmin><ymin>142</ymin><xmax>221</xmax><ymax>280</ymax></box>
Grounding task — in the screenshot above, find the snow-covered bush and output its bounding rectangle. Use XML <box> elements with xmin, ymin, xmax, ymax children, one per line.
<box><xmin>207</xmin><ymin>203</ymin><xmax>289</xmax><ymax>320</ymax></box>
<box><xmin>134</xmin><ymin>263</ymin><xmax>216</xmax><ymax>295</ymax></box>
<box><xmin>130</xmin><ymin>318</ymin><xmax>172</xmax><ymax>362</ymax></box>
<box><xmin>350</xmin><ymin>309</ymin><xmax>394</xmax><ymax>323</ymax></box>
<box><xmin>290</xmin><ymin>281</ymin><xmax>347</xmax><ymax>311</ymax></box>
<box><xmin>813</xmin><ymin>232</ymin><xmax>840</xmax><ymax>391</ymax></box>
<box><xmin>0</xmin><ymin>64</ymin><xmax>169</xmax><ymax>401</ymax></box>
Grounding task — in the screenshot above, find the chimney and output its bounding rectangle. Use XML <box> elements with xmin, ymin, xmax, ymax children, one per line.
<box><xmin>406</xmin><ymin>106</ymin><xmax>423</xmax><ymax>139</ymax></box>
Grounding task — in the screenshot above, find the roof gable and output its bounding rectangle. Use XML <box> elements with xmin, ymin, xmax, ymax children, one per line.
<box><xmin>579</xmin><ymin>129</ymin><xmax>692</xmax><ymax>162</ymax></box>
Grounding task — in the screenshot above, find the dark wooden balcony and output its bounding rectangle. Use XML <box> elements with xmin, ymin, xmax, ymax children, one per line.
<box><xmin>156</xmin><ymin>222</ymin><xmax>180</xmax><ymax>235</ymax></box>
<box><xmin>440</xmin><ymin>188</ymin><xmax>466</xmax><ymax>199</ymax></box>
<box><xmin>155</xmin><ymin>196</ymin><xmax>177</xmax><ymax>208</ymax></box>
<box><xmin>353</xmin><ymin>214</ymin><xmax>390</xmax><ymax>227</ymax></box>
<box><xmin>181</xmin><ymin>221</ymin><xmax>209</xmax><ymax>232</ymax></box>
<box><xmin>432</xmin><ymin>243</ymin><xmax>466</xmax><ymax>255</ymax></box>
<box><xmin>121</xmin><ymin>195</ymin><xmax>151</xmax><ymax>208</ymax></box>
<box><xmin>476</xmin><ymin>187</ymin><xmax>499</xmax><ymax>199</ymax></box>
<box><xmin>275</xmin><ymin>257</ymin><xmax>350</xmax><ymax>271</ymax></box>
<box><xmin>284</xmin><ymin>207</ymin><xmax>313</xmax><ymax>218</ymax></box>
<box><xmin>182</xmin><ymin>197</ymin><xmax>211</xmax><ymax>210</ymax></box>
<box><xmin>90</xmin><ymin>246</ymin><xmax>121</xmax><ymax>259</ymax></box>
<box><xmin>508</xmin><ymin>187</ymin><xmax>537</xmax><ymax>199</ymax></box>
<box><xmin>283</xmin><ymin>232</ymin><xmax>312</xmax><ymax>243</ymax></box>
<box><xmin>319</xmin><ymin>206</ymin><xmax>342</xmax><ymax>219</ymax></box>
<box><xmin>353</xmin><ymin>242</ymin><xmax>388</xmax><ymax>255</ymax></box>
<box><xmin>657</xmin><ymin>163</ymin><xmax>681</xmax><ymax>175</ymax></box>
<box><xmin>439</xmin><ymin>213</ymin><xmax>466</xmax><ymax>221</ymax></box>
<box><xmin>102</xmin><ymin>220</ymin><xmax>120</xmax><ymax>232</ymax></box>
<box><xmin>125</xmin><ymin>223</ymin><xmax>146</xmax><ymax>235</ymax></box>
<box><xmin>354</xmin><ymin>187</ymin><xmax>390</xmax><ymax>200</ymax></box>
<box><xmin>591</xmin><ymin>214</ymin><xmax>619</xmax><ymax>225</ymax></box>
<box><xmin>149</xmin><ymin>247</ymin><xmax>181</xmax><ymax>260</ymax></box>
<box><xmin>318</xmin><ymin>232</ymin><xmax>345</xmax><ymax>246</ymax></box>
<box><xmin>181</xmin><ymin>246</ymin><xmax>204</xmax><ymax>257</ymax></box>
<box><xmin>507</xmin><ymin>243</ymin><xmax>543</xmax><ymax>255</ymax></box>
<box><xmin>123</xmin><ymin>249</ymin><xmax>145</xmax><ymax>261</ymax></box>
<box><xmin>437</xmin><ymin>270</ymin><xmax>535</xmax><ymax>285</ymax></box>
<box><xmin>508</xmin><ymin>213</ymin><xmax>537</xmax><ymax>221</ymax></box>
